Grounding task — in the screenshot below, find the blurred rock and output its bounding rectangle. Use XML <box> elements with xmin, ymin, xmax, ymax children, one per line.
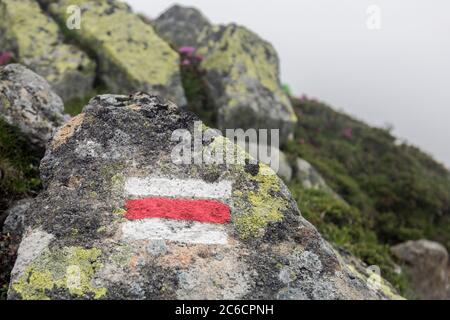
<box><xmin>0</xmin><ymin>64</ymin><xmax>69</xmax><ymax>148</ymax></box>
<box><xmin>48</xmin><ymin>0</ymin><xmax>186</xmax><ymax>106</ymax></box>
<box><xmin>0</xmin><ymin>0</ymin><xmax>96</xmax><ymax>100</ymax></box>
<box><xmin>391</xmin><ymin>239</ymin><xmax>449</xmax><ymax>299</ymax></box>
<box><xmin>8</xmin><ymin>93</ymin><xmax>397</xmax><ymax>300</ymax></box>
<box><xmin>154</xmin><ymin>5</ymin><xmax>212</xmax><ymax>48</ymax></box>
<box><xmin>154</xmin><ymin>6</ymin><xmax>297</xmax><ymax>144</ymax></box>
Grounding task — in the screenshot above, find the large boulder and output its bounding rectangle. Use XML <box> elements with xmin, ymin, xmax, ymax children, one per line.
<box><xmin>154</xmin><ymin>5</ymin><xmax>212</xmax><ymax>48</ymax></box>
<box><xmin>7</xmin><ymin>92</ymin><xmax>399</xmax><ymax>300</ymax></box>
<box><xmin>47</xmin><ymin>0</ymin><xmax>186</xmax><ymax>106</ymax></box>
<box><xmin>391</xmin><ymin>240</ymin><xmax>449</xmax><ymax>299</ymax></box>
<box><xmin>0</xmin><ymin>0</ymin><xmax>96</xmax><ymax>100</ymax></box>
<box><xmin>0</xmin><ymin>64</ymin><xmax>69</xmax><ymax>148</ymax></box>
<box><xmin>0</xmin><ymin>199</ymin><xmax>33</xmax><ymax>296</ymax></box>
<box><xmin>154</xmin><ymin>6</ymin><xmax>297</xmax><ymax>144</ymax></box>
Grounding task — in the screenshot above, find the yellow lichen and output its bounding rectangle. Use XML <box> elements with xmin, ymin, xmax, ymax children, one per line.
<box><xmin>234</xmin><ymin>163</ymin><xmax>287</xmax><ymax>239</ymax></box>
<box><xmin>12</xmin><ymin>247</ymin><xmax>107</xmax><ymax>300</ymax></box>
<box><xmin>49</xmin><ymin>0</ymin><xmax>180</xmax><ymax>89</ymax></box>
<box><xmin>113</xmin><ymin>208</ymin><xmax>126</xmax><ymax>216</ymax></box>
<box><xmin>12</xmin><ymin>268</ymin><xmax>54</xmax><ymax>300</ymax></box>
<box><xmin>346</xmin><ymin>264</ymin><xmax>405</xmax><ymax>300</ymax></box>
<box><xmin>197</xmin><ymin>25</ymin><xmax>296</xmax><ymax>122</ymax></box>
<box><xmin>0</xmin><ymin>0</ymin><xmax>95</xmax><ymax>89</ymax></box>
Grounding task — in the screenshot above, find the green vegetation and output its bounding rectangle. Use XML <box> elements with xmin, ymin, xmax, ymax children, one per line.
<box><xmin>180</xmin><ymin>60</ymin><xmax>217</xmax><ymax>127</ymax></box>
<box><xmin>0</xmin><ymin>118</ymin><xmax>42</xmax><ymax>299</ymax></box>
<box><xmin>289</xmin><ymin>183</ymin><xmax>409</xmax><ymax>293</ymax></box>
<box><xmin>285</xmin><ymin>97</ymin><xmax>450</xmax><ymax>295</ymax></box>
<box><xmin>0</xmin><ymin>118</ymin><xmax>41</xmax><ymax>219</ymax></box>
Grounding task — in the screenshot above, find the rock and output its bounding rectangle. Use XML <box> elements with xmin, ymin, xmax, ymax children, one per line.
<box><xmin>47</xmin><ymin>0</ymin><xmax>186</xmax><ymax>106</ymax></box>
<box><xmin>336</xmin><ymin>248</ymin><xmax>403</xmax><ymax>300</ymax></box>
<box><xmin>154</xmin><ymin>5</ymin><xmax>212</xmax><ymax>48</ymax></box>
<box><xmin>198</xmin><ymin>24</ymin><xmax>297</xmax><ymax>143</ymax></box>
<box><xmin>295</xmin><ymin>158</ymin><xmax>337</xmax><ymax>196</ymax></box>
<box><xmin>0</xmin><ymin>0</ymin><xmax>96</xmax><ymax>100</ymax></box>
<box><xmin>391</xmin><ymin>240</ymin><xmax>449</xmax><ymax>299</ymax></box>
<box><xmin>154</xmin><ymin>6</ymin><xmax>297</xmax><ymax>144</ymax></box>
<box><xmin>2</xmin><ymin>199</ymin><xmax>33</xmax><ymax>239</ymax></box>
<box><xmin>8</xmin><ymin>93</ymin><xmax>398</xmax><ymax>300</ymax></box>
<box><xmin>0</xmin><ymin>64</ymin><xmax>69</xmax><ymax>147</ymax></box>
<box><xmin>246</xmin><ymin>143</ymin><xmax>292</xmax><ymax>182</ymax></box>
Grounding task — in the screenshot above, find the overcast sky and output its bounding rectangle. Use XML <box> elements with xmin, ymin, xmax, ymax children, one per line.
<box><xmin>126</xmin><ymin>0</ymin><xmax>450</xmax><ymax>167</ymax></box>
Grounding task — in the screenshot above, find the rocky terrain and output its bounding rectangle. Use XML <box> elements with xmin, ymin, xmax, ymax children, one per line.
<box><xmin>1</xmin><ymin>1</ymin><xmax>449</xmax><ymax>300</ymax></box>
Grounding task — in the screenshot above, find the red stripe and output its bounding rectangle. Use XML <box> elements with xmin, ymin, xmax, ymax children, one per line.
<box><xmin>125</xmin><ymin>197</ymin><xmax>231</xmax><ymax>224</ymax></box>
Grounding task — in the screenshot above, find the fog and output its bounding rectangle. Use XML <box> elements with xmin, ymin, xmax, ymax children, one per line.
<box><xmin>126</xmin><ymin>0</ymin><xmax>450</xmax><ymax>167</ymax></box>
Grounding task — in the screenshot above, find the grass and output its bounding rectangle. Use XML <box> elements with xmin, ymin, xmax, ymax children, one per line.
<box><xmin>0</xmin><ymin>118</ymin><xmax>43</xmax><ymax>300</ymax></box>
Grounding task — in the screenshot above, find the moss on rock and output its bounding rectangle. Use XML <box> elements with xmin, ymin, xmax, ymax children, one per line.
<box><xmin>48</xmin><ymin>0</ymin><xmax>186</xmax><ymax>105</ymax></box>
<box><xmin>0</xmin><ymin>0</ymin><xmax>96</xmax><ymax>100</ymax></box>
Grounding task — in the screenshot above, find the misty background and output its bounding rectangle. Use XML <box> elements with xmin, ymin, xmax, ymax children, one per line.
<box><xmin>126</xmin><ymin>0</ymin><xmax>450</xmax><ymax>168</ymax></box>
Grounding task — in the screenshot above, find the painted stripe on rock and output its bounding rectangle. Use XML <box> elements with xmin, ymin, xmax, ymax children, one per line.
<box><xmin>125</xmin><ymin>177</ymin><xmax>232</xmax><ymax>199</ymax></box>
<box><xmin>125</xmin><ymin>197</ymin><xmax>230</xmax><ymax>224</ymax></box>
<box><xmin>121</xmin><ymin>218</ymin><xmax>228</xmax><ymax>245</ymax></box>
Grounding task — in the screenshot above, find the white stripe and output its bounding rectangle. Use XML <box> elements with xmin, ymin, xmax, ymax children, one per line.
<box><xmin>121</xmin><ymin>219</ymin><xmax>228</xmax><ymax>245</ymax></box>
<box><xmin>125</xmin><ymin>177</ymin><xmax>232</xmax><ymax>199</ymax></box>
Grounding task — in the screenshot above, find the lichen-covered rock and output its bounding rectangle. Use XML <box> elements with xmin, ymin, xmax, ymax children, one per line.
<box><xmin>154</xmin><ymin>5</ymin><xmax>212</xmax><ymax>48</ymax></box>
<box><xmin>247</xmin><ymin>143</ymin><xmax>292</xmax><ymax>182</ymax></box>
<box><xmin>391</xmin><ymin>240</ymin><xmax>449</xmax><ymax>299</ymax></box>
<box><xmin>0</xmin><ymin>0</ymin><xmax>96</xmax><ymax>100</ymax></box>
<box><xmin>336</xmin><ymin>248</ymin><xmax>404</xmax><ymax>300</ymax></box>
<box><xmin>0</xmin><ymin>64</ymin><xmax>69</xmax><ymax>147</ymax></box>
<box><xmin>8</xmin><ymin>93</ymin><xmax>397</xmax><ymax>300</ymax></box>
<box><xmin>196</xmin><ymin>24</ymin><xmax>297</xmax><ymax>143</ymax></box>
<box><xmin>154</xmin><ymin>5</ymin><xmax>297</xmax><ymax>143</ymax></box>
<box><xmin>47</xmin><ymin>0</ymin><xmax>186</xmax><ymax>106</ymax></box>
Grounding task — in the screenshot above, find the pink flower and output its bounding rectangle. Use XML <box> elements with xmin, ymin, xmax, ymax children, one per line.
<box><xmin>0</xmin><ymin>52</ymin><xmax>13</xmax><ymax>66</ymax></box>
<box><xmin>343</xmin><ymin>127</ymin><xmax>353</xmax><ymax>139</ymax></box>
<box><xmin>179</xmin><ymin>46</ymin><xmax>196</xmax><ymax>56</ymax></box>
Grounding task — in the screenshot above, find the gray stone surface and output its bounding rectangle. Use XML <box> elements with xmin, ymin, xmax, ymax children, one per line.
<box><xmin>154</xmin><ymin>5</ymin><xmax>212</xmax><ymax>48</ymax></box>
<box><xmin>48</xmin><ymin>0</ymin><xmax>186</xmax><ymax>106</ymax></box>
<box><xmin>8</xmin><ymin>93</ymin><xmax>398</xmax><ymax>300</ymax></box>
<box><xmin>0</xmin><ymin>64</ymin><xmax>69</xmax><ymax>148</ymax></box>
<box><xmin>392</xmin><ymin>239</ymin><xmax>449</xmax><ymax>299</ymax></box>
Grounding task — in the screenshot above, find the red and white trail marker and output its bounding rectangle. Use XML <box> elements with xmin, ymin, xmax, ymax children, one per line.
<box><xmin>121</xmin><ymin>177</ymin><xmax>232</xmax><ymax>245</ymax></box>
